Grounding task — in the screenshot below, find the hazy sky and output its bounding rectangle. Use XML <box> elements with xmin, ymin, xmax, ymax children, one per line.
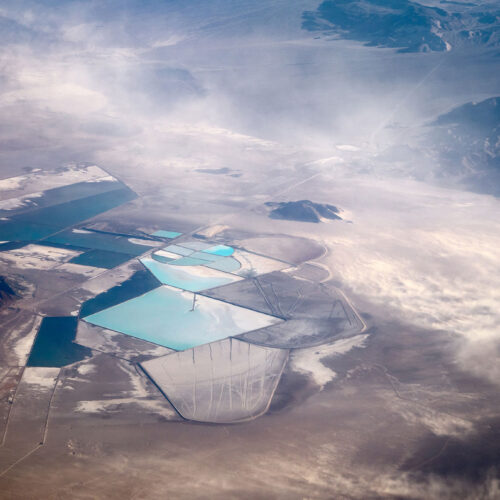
<box><xmin>1</xmin><ymin>0</ymin><xmax>497</xmax><ymax>176</ymax></box>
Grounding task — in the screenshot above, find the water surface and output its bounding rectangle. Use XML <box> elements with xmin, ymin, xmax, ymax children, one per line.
<box><xmin>152</xmin><ymin>230</ymin><xmax>182</xmax><ymax>239</ymax></box>
<box><xmin>69</xmin><ymin>249</ymin><xmax>132</xmax><ymax>269</ymax></box>
<box><xmin>84</xmin><ymin>285</ymin><xmax>280</xmax><ymax>350</ymax></box>
<box><xmin>27</xmin><ymin>316</ymin><xmax>91</xmax><ymax>367</ymax></box>
<box><xmin>79</xmin><ymin>270</ymin><xmax>160</xmax><ymax>317</ymax></box>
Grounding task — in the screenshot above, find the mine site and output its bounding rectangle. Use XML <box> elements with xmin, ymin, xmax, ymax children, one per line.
<box><xmin>0</xmin><ymin>164</ymin><xmax>366</xmax><ymax>431</ymax></box>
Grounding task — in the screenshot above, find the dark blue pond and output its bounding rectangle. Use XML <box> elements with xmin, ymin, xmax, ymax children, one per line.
<box><xmin>79</xmin><ymin>270</ymin><xmax>160</xmax><ymax>318</ymax></box>
<box><xmin>45</xmin><ymin>228</ymin><xmax>154</xmax><ymax>256</ymax></box>
<box><xmin>0</xmin><ymin>221</ymin><xmax>59</xmax><ymax>241</ymax></box>
<box><xmin>27</xmin><ymin>316</ymin><xmax>92</xmax><ymax>367</ymax></box>
<box><xmin>0</xmin><ymin>179</ymin><xmax>122</xmax><ymax>219</ymax></box>
<box><xmin>14</xmin><ymin>186</ymin><xmax>136</xmax><ymax>228</ymax></box>
<box><xmin>69</xmin><ymin>249</ymin><xmax>133</xmax><ymax>269</ymax></box>
<box><xmin>0</xmin><ymin>186</ymin><xmax>136</xmax><ymax>242</ymax></box>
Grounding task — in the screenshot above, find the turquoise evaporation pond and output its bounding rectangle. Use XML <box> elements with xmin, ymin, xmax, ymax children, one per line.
<box><xmin>84</xmin><ymin>286</ymin><xmax>259</xmax><ymax>350</ymax></box>
<box><xmin>140</xmin><ymin>256</ymin><xmax>239</xmax><ymax>292</ymax></box>
<box><xmin>152</xmin><ymin>230</ymin><xmax>182</xmax><ymax>239</ymax></box>
<box><xmin>156</xmin><ymin>243</ymin><xmax>240</xmax><ymax>273</ymax></box>
<box><xmin>204</xmin><ymin>245</ymin><xmax>234</xmax><ymax>256</ymax></box>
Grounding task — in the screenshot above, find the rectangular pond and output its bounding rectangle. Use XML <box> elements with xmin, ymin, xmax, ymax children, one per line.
<box><xmin>152</xmin><ymin>230</ymin><xmax>182</xmax><ymax>239</ymax></box>
<box><xmin>27</xmin><ymin>316</ymin><xmax>92</xmax><ymax>367</ymax></box>
<box><xmin>46</xmin><ymin>228</ymin><xmax>155</xmax><ymax>256</ymax></box>
<box><xmin>0</xmin><ymin>185</ymin><xmax>136</xmax><ymax>242</ymax></box>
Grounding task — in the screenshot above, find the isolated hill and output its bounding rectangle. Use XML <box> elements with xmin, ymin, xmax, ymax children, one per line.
<box><xmin>265</xmin><ymin>200</ymin><xmax>342</xmax><ymax>223</ymax></box>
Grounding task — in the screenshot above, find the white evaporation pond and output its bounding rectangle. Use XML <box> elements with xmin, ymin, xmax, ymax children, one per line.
<box><xmin>84</xmin><ymin>285</ymin><xmax>282</xmax><ymax>351</ymax></box>
<box><xmin>225</xmin><ymin>249</ymin><xmax>291</xmax><ymax>277</ymax></box>
<box><xmin>143</xmin><ymin>241</ymin><xmax>291</xmax><ymax>285</ymax></box>
<box><xmin>140</xmin><ymin>255</ymin><xmax>242</xmax><ymax>292</ymax></box>
<box><xmin>141</xmin><ymin>337</ymin><xmax>289</xmax><ymax>423</ymax></box>
<box><xmin>200</xmin><ymin>248</ymin><xmax>291</xmax><ymax>276</ymax></box>
<box><xmin>0</xmin><ymin>243</ymin><xmax>81</xmax><ymax>270</ymax></box>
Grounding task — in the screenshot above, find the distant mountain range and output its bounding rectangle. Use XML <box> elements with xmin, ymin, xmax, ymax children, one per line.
<box><xmin>430</xmin><ymin>96</ymin><xmax>500</xmax><ymax>195</ymax></box>
<box><xmin>303</xmin><ymin>0</ymin><xmax>500</xmax><ymax>53</ymax></box>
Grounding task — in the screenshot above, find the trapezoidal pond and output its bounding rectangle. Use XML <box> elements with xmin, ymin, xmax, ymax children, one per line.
<box><xmin>83</xmin><ymin>285</ymin><xmax>282</xmax><ymax>351</ymax></box>
<box><xmin>141</xmin><ymin>337</ymin><xmax>289</xmax><ymax>423</ymax></box>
